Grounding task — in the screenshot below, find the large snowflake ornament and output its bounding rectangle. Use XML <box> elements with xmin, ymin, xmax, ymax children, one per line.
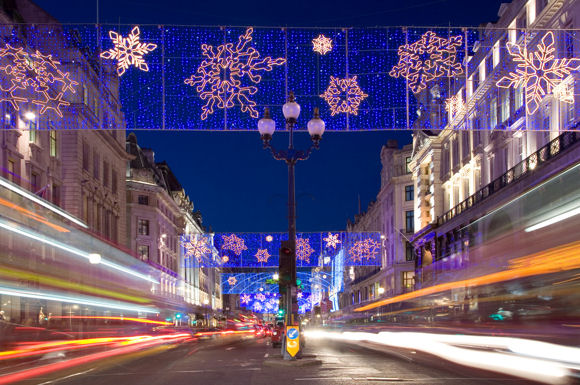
<box><xmin>497</xmin><ymin>31</ymin><xmax>580</xmax><ymax>115</ymax></box>
<box><xmin>227</xmin><ymin>276</ymin><xmax>238</xmax><ymax>286</ymax></box>
<box><xmin>184</xmin><ymin>28</ymin><xmax>286</xmax><ymax>120</ymax></box>
<box><xmin>240</xmin><ymin>294</ymin><xmax>251</xmax><ymax>305</ymax></box>
<box><xmin>295</xmin><ymin>237</ymin><xmax>315</xmax><ymax>264</ymax></box>
<box><xmin>255</xmin><ymin>293</ymin><xmax>266</xmax><ymax>302</ymax></box>
<box><xmin>182</xmin><ymin>236</ymin><xmax>212</xmax><ymax>262</ymax></box>
<box><xmin>445</xmin><ymin>94</ymin><xmax>465</xmax><ymax>119</ymax></box>
<box><xmin>348</xmin><ymin>238</ymin><xmax>380</xmax><ymax>263</ymax></box>
<box><xmin>221</xmin><ymin>234</ymin><xmax>248</xmax><ymax>256</ymax></box>
<box><xmin>312</xmin><ymin>34</ymin><xmax>333</xmax><ymax>55</ymax></box>
<box><xmin>390</xmin><ymin>31</ymin><xmax>463</xmax><ymax>94</ymax></box>
<box><xmin>321</xmin><ymin>76</ymin><xmax>368</xmax><ymax>116</ymax></box>
<box><xmin>100</xmin><ymin>26</ymin><xmax>157</xmax><ymax>76</ymax></box>
<box><xmin>323</xmin><ymin>233</ymin><xmax>341</xmax><ymax>249</ymax></box>
<box><xmin>255</xmin><ymin>248</ymin><xmax>271</xmax><ymax>263</ymax></box>
<box><xmin>252</xmin><ymin>302</ymin><xmax>263</xmax><ymax>312</ymax></box>
<box><xmin>0</xmin><ymin>44</ymin><xmax>78</xmax><ymax>117</ymax></box>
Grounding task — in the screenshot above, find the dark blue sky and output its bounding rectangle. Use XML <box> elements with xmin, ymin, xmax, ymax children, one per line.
<box><xmin>35</xmin><ymin>0</ymin><xmax>505</xmax><ymax>233</ymax></box>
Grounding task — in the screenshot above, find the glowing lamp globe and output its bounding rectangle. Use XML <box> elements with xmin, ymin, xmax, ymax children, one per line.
<box><xmin>258</xmin><ymin>107</ymin><xmax>276</xmax><ymax>139</ymax></box>
<box><xmin>307</xmin><ymin>107</ymin><xmax>325</xmax><ymax>140</ymax></box>
<box><xmin>282</xmin><ymin>91</ymin><xmax>300</xmax><ymax>121</ymax></box>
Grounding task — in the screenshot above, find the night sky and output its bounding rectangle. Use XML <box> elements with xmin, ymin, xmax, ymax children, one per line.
<box><xmin>35</xmin><ymin>0</ymin><xmax>505</xmax><ymax>233</ymax></box>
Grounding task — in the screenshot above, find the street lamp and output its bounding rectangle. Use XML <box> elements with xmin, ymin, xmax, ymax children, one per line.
<box><xmin>258</xmin><ymin>91</ymin><xmax>325</xmax><ymax>359</ymax></box>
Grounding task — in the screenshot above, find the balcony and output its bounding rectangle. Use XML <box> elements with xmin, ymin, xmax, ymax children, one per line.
<box><xmin>438</xmin><ymin>129</ymin><xmax>580</xmax><ymax>226</ymax></box>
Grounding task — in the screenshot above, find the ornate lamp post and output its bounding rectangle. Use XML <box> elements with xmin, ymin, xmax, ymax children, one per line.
<box><xmin>258</xmin><ymin>92</ymin><xmax>325</xmax><ymax>359</ymax></box>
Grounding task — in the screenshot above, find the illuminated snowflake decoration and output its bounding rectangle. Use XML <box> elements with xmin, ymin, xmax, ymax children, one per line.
<box><xmin>240</xmin><ymin>294</ymin><xmax>251</xmax><ymax>305</ymax></box>
<box><xmin>100</xmin><ymin>26</ymin><xmax>157</xmax><ymax>76</ymax></box>
<box><xmin>348</xmin><ymin>238</ymin><xmax>380</xmax><ymax>263</ymax></box>
<box><xmin>222</xmin><ymin>255</ymin><xmax>229</xmax><ymax>263</ymax></box>
<box><xmin>321</xmin><ymin>76</ymin><xmax>368</xmax><ymax>116</ymax></box>
<box><xmin>390</xmin><ymin>31</ymin><xmax>463</xmax><ymax>94</ymax></box>
<box><xmin>182</xmin><ymin>237</ymin><xmax>212</xmax><ymax>262</ymax></box>
<box><xmin>255</xmin><ymin>293</ymin><xmax>266</xmax><ymax>302</ymax></box>
<box><xmin>184</xmin><ymin>28</ymin><xmax>286</xmax><ymax>120</ymax></box>
<box><xmin>0</xmin><ymin>44</ymin><xmax>78</xmax><ymax>117</ymax></box>
<box><xmin>253</xmin><ymin>302</ymin><xmax>263</xmax><ymax>312</ymax></box>
<box><xmin>497</xmin><ymin>31</ymin><xmax>580</xmax><ymax>115</ymax></box>
<box><xmin>312</xmin><ymin>34</ymin><xmax>333</xmax><ymax>55</ymax></box>
<box><xmin>445</xmin><ymin>94</ymin><xmax>465</xmax><ymax>119</ymax></box>
<box><xmin>323</xmin><ymin>233</ymin><xmax>341</xmax><ymax>249</ymax></box>
<box><xmin>295</xmin><ymin>237</ymin><xmax>315</xmax><ymax>264</ymax></box>
<box><xmin>255</xmin><ymin>248</ymin><xmax>271</xmax><ymax>263</ymax></box>
<box><xmin>227</xmin><ymin>276</ymin><xmax>238</xmax><ymax>286</ymax></box>
<box><xmin>221</xmin><ymin>234</ymin><xmax>248</xmax><ymax>256</ymax></box>
<box><xmin>297</xmin><ymin>292</ymin><xmax>303</xmax><ymax>299</ymax></box>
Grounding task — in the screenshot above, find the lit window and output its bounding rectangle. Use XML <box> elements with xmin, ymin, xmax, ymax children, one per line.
<box><xmin>138</xmin><ymin>245</ymin><xmax>149</xmax><ymax>261</ymax></box>
<box><xmin>49</xmin><ymin>128</ymin><xmax>57</xmax><ymax>157</ymax></box>
<box><xmin>138</xmin><ymin>219</ymin><xmax>150</xmax><ymax>236</ymax></box>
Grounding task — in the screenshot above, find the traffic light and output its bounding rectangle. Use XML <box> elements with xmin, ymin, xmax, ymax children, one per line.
<box><xmin>277</xmin><ymin>308</ymin><xmax>285</xmax><ymax>317</ymax></box>
<box><xmin>279</xmin><ymin>240</ymin><xmax>293</xmax><ymax>286</ymax></box>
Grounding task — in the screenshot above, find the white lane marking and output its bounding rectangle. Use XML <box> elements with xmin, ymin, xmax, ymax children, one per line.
<box><xmin>264</xmin><ymin>353</ymin><xmax>269</xmax><ymax>358</ymax></box>
<box><xmin>226</xmin><ymin>347</ymin><xmax>236</xmax><ymax>351</ymax></box>
<box><xmin>295</xmin><ymin>377</ymin><xmax>523</xmax><ymax>382</ymax></box>
<box><xmin>37</xmin><ymin>368</ymin><xmax>95</xmax><ymax>385</ymax></box>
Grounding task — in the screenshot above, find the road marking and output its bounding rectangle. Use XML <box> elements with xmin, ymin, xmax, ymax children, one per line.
<box><xmin>295</xmin><ymin>377</ymin><xmax>524</xmax><ymax>382</ymax></box>
<box><xmin>37</xmin><ymin>368</ymin><xmax>95</xmax><ymax>385</ymax></box>
<box><xmin>226</xmin><ymin>347</ymin><xmax>236</xmax><ymax>351</ymax></box>
<box><xmin>264</xmin><ymin>353</ymin><xmax>269</xmax><ymax>358</ymax></box>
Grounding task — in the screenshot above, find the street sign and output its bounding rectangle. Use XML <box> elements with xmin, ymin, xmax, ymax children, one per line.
<box><xmin>286</xmin><ymin>326</ymin><xmax>300</xmax><ymax>357</ymax></box>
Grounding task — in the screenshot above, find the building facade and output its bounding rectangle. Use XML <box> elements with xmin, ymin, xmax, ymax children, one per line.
<box><xmin>410</xmin><ymin>0</ymin><xmax>580</xmax><ymax>288</ymax></box>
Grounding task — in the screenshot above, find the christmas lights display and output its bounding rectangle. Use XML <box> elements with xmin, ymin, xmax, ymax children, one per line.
<box><xmin>323</xmin><ymin>232</ymin><xmax>341</xmax><ymax>249</ymax></box>
<box><xmin>100</xmin><ymin>26</ymin><xmax>158</xmax><ymax>76</ymax></box>
<box><xmin>496</xmin><ymin>31</ymin><xmax>580</xmax><ymax>115</ymax></box>
<box><xmin>181</xmin><ymin>235</ymin><xmax>213</xmax><ymax>262</ymax></box>
<box><xmin>2</xmin><ymin>25</ymin><xmax>576</xmax><ymax>132</ymax></box>
<box><xmin>227</xmin><ymin>276</ymin><xmax>237</xmax><ymax>286</ymax></box>
<box><xmin>240</xmin><ymin>293</ymin><xmax>252</xmax><ymax>305</ymax></box>
<box><xmin>184</xmin><ymin>27</ymin><xmax>286</xmax><ymax>120</ymax></box>
<box><xmin>320</xmin><ymin>76</ymin><xmax>368</xmax><ymax>116</ymax></box>
<box><xmin>255</xmin><ymin>248</ymin><xmax>271</xmax><ymax>263</ymax></box>
<box><xmin>295</xmin><ymin>237</ymin><xmax>316</xmax><ymax>263</ymax></box>
<box><xmin>348</xmin><ymin>238</ymin><xmax>380</xmax><ymax>263</ymax></box>
<box><xmin>222</xmin><ymin>270</ymin><xmax>338</xmax><ymax>295</ymax></box>
<box><xmin>236</xmin><ymin>292</ymin><xmax>316</xmax><ymax>314</ymax></box>
<box><xmin>390</xmin><ymin>31</ymin><xmax>463</xmax><ymax>94</ymax></box>
<box><xmin>220</xmin><ymin>234</ymin><xmax>248</xmax><ymax>256</ymax></box>
<box><xmin>0</xmin><ymin>44</ymin><xmax>78</xmax><ymax>117</ymax></box>
<box><xmin>312</xmin><ymin>34</ymin><xmax>333</xmax><ymax>55</ymax></box>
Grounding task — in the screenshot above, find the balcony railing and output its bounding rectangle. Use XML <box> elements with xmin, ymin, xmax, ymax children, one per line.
<box><xmin>438</xmin><ymin>129</ymin><xmax>580</xmax><ymax>226</ymax></box>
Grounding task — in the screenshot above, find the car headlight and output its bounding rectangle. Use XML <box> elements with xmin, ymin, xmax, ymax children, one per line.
<box><xmin>273</xmin><ymin>332</ymin><xmax>277</xmax><ymax>335</ymax></box>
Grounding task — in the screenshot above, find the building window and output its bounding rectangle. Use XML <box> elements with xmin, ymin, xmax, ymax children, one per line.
<box><xmin>405</xmin><ymin>185</ymin><xmax>414</xmax><ymax>201</ymax></box>
<box><xmin>49</xmin><ymin>129</ymin><xmax>57</xmax><ymax>157</ymax></box>
<box><xmin>103</xmin><ymin>161</ymin><xmax>109</xmax><ymax>188</ymax></box>
<box><xmin>405</xmin><ymin>242</ymin><xmax>415</xmax><ymax>261</ymax></box>
<box><xmin>500</xmin><ymin>88</ymin><xmax>510</xmax><ymax>123</ymax></box>
<box><xmin>7</xmin><ymin>159</ymin><xmax>15</xmax><ymax>182</ymax></box>
<box><xmin>461</xmin><ymin>131</ymin><xmax>470</xmax><ymax>159</ymax></box>
<box><xmin>93</xmin><ymin>152</ymin><xmax>100</xmax><ymax>180</ymax></box>
<box><xmin>405</xmin><ymin>157</ymin><xmax>412</xmax><ymax>174</ymax></box>
<box><xmin>82</xmin><ymin>142</ymin><xmax>90</xmax><ymax>171</ymax></box>
<box><xmin>138</xmin><ymin>219</ymin><xmax>150</xmax><ymax>236</ymax></box>
<box><xmin>30</xmin><ymin>172</ymin><xmax>39</xmax><ymax>192</ymax></box>
<box><xmin>29</xmin><ymin>117</ymin><xmax>37</xmax><ymax>143</ymax></box>
<box><xmin>82</xmin><ymin>85</ymin><xmax>88</xmax><ymax>106</ymax></box>
<box><xmin>51</xmin><ymin>184</ymin><xmax>60</xmax><ymax>206</ymax></box>
<box><xmin>137</xmin><ymin>245</ymin><xmax>149</xmax><ymax>261</ymax></box>
<box><xmin>138</xmin><ymin>195</ymin><xmax>149</xmax><ymax>205</ymax></box>
<box><xmin>405</xmin><ymin>210</ymin><xmax>414</xmax><ymax>233</ymax></box>
<box><xmin>402</xmin><ymin>271</ymin><xmax>415</xmax><ymax>289</ymax></box>
<box><xmin>111</xmin><ymin>169</ymin><xmax>118</xmax><ymax>194</ymax></box>
<box><xmin>490</xmin><ymin>98</ymin><xmax>497</xmax><ymax>129</ymax></box>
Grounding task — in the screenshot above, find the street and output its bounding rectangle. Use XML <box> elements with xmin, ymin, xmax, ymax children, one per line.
<box><xmin>19</xmin><ymin>337</ymin><xmax>535</xmax><ymax>385</ymax></box>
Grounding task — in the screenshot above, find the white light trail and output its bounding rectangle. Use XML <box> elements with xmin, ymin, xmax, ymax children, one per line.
<box><xmin>525</xmin><ymin>206</ymin><xmax>580</xmax><ymax>232</ymax></box>
<box><xmin>0</xmin><ymin>177</ymin><xmax>87</xmax><ymax>228</ymax></box>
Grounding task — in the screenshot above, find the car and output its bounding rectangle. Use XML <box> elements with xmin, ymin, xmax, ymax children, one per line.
<box><xmin>270</xmin><ymin>322</ymin><xmax>284</xmax><ymax>348</ymax></box>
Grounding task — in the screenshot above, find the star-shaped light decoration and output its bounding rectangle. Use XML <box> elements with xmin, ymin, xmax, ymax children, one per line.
<box><xmin>255</xmin><ymin>248</ymin><xmax>271</xmax><ymax>263</ymax></box>
<box><xmin>312</xmin><ymin>34</ymin><xmax>333</xmax><ymax>55</ymax></box>
<box><xmin>323</xmin><ymin>232</ymin><xmax>341</xmax><ymax>249</ymax></box>
<box><xmin>255</xmin><ymin>293</ymin><xmax>266</xmax><ymax>302</ymax></box>
<box><xmin>240</xmin><ymin>294</ymin><xmax>251</xmax><ymax>305</ymax></box>
<box><xmin>497</xmin><ymin>31</ymin><xmax>580</xmax><ymax>115</ymax></box>
<box><xmin>297</xmin><ymin>292</ymin><xmax>303</xmax><ymax>299</ymax></box>
<box><xmin>0</xmin><ymin>44</ymin><xmax>78</xmax><ymax>117</ymax></box>
<box><xmin>184</xmin><ymin>28</ymin><xmax>286</xmax><ymax>120</ymax></box>
<box><xmin>295</xmin><ymin>237</ymin><xmax>315</xmax><ymax>264</ymax></box>
<box><xmin>348</xmin><ymin>238</ymin><xmax>380</xmax><ymax>263</ymax></box>
<box><xmin>390</xmin><ymin>31</ymin><xmax>463</xmax><ymax>94</ymax></box>
<box><xmin>253</xmin><ymin>302</ymin><xmax>263</xmax><ymax>312</ymax></box>
<box><xmin>222</xmin><ymin>255</ymin><xmax>229</xmax><ymax>263</ymax></box>
<box><xmin>227</xmin><ymin>276</ymin><xmax>237</xmax><ymax>286</ymax></box>
<box><xmin>321</xmin><ymin>76</ymin><xmax>368</xmax><ymax>116</ymax></box>
<box><xmin>221</xmin><ymin>234</ymin><xmax>248</xmax><ymax>256</ymax></box>
<box><xmin>100</xmin><ymin>26</ymin><xmax>157</xmax><ymax>76</ymax></box>
<box><xmin>182</xmin><ymin>236</ymin><xmax>212</xmax><ymax>262</ymax></box>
